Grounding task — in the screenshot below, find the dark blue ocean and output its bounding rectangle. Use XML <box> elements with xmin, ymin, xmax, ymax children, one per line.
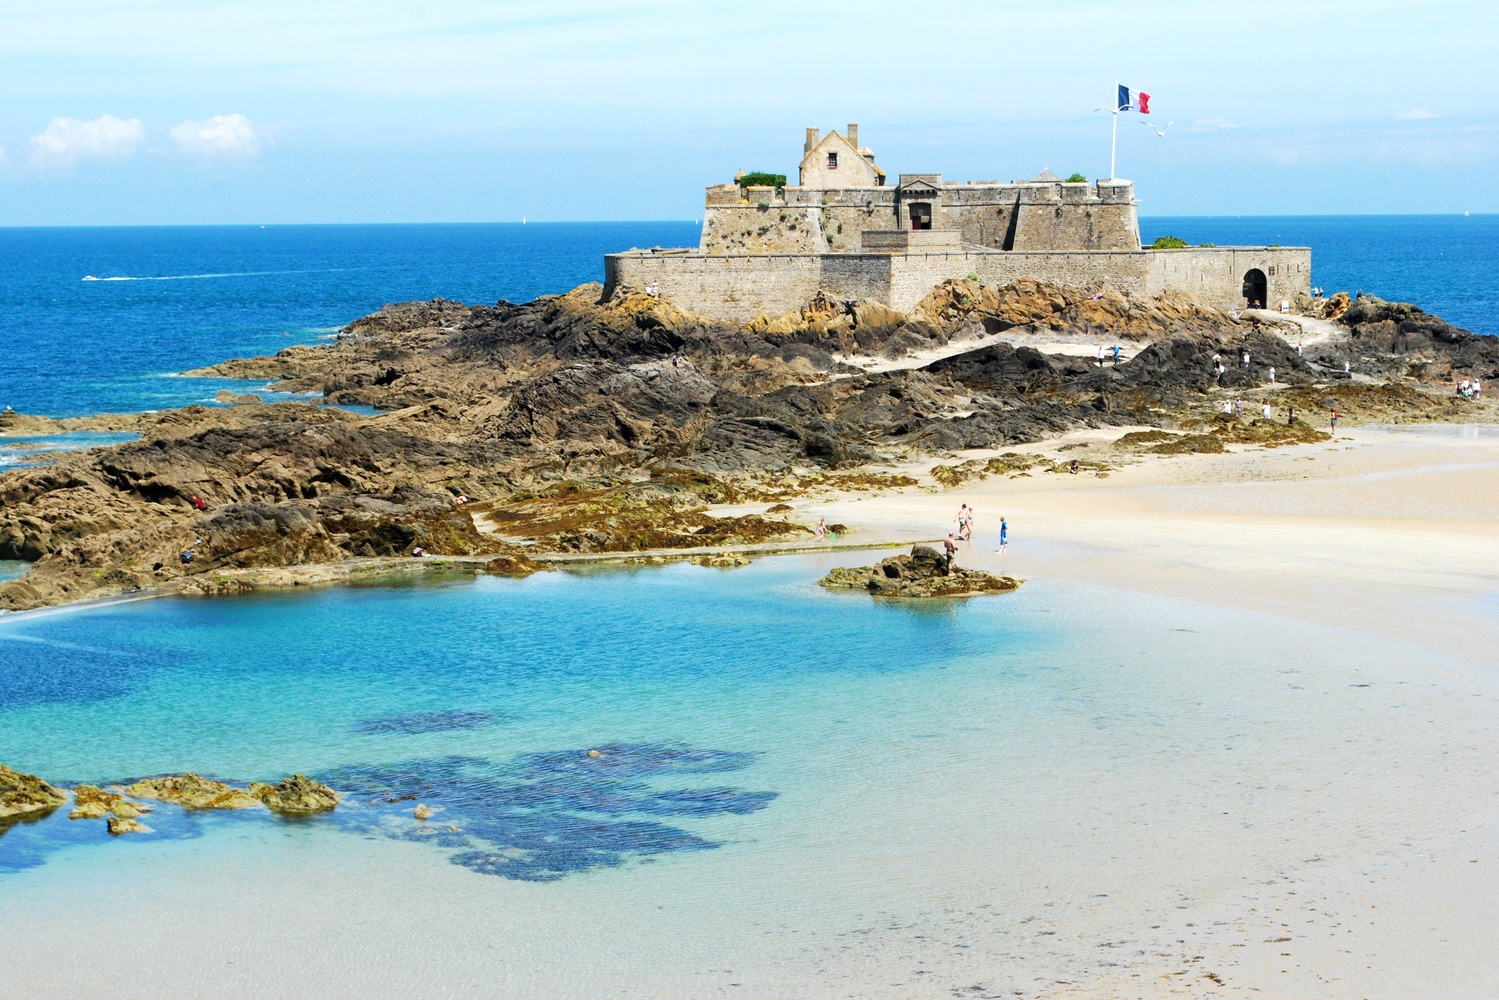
<box><xmin>0</xmin><ymin>216</ymin><xmax>1493</xmax><ymax>417</ymax></box>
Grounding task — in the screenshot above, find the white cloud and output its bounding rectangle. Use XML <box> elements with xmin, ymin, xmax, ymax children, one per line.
<box><xmin>1394</xmin><ymin>108</ymin><xmax>1437</xmax><ymax>121</ymax></box>
<box><xmin>1190</xmin><ymin>118</ymin><xmax>1238</xmax><ymax>130</ymax></box>
<box><xmin>29</xmin><ymin>115</ymin><xmax>145</xmax><ymax>168</ymax></box>
<box><xmin>170</xmin><ymin>114</ymin><xmax>260</xmax><ymax>157</ymax></box>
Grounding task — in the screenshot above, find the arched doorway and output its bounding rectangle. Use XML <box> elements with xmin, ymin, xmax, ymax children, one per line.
<box><xmin>1242</xmin><ymin>269</ymin><xmax>1267</xmax><ymax>308</ymax></box>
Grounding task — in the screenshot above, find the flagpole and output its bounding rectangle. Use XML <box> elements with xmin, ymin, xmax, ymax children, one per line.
<box><xmin>1110</xmin><ymin>77</ymin><xmax>1118</xmax><ymax>181</ymax></box>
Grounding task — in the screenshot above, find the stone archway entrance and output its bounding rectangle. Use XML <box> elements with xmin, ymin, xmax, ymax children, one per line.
<box><xmin>1242</xmin><ymin>268</ymin><xmax>1267</xmax><ymax>308</ymax></box>
<box><xmin>908</xmin><ymin>202</ymin><xmax>933</xmax><ymax>231</ymax></box>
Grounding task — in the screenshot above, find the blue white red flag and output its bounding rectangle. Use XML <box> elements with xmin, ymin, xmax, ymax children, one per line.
<box><xmin>1117</xmin><ymin>85</ymin><xmax>1151</xmax><ymax>114</ymax></box>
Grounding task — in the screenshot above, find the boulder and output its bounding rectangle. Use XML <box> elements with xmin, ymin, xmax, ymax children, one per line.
<box><xmin>0</xmin><ymin>763</ymin><xmax>67</xmax><ymax>819</ymax></box>
<box><xmin>249</xmin><ymin>774</ymin><xmax>339</xmax><ymax>815</ymax></box>
<box><xmin>106</xmin><ymin>815</ymin><xmax>150</xmax><ymax>836</ymax></box>
<box><xmin>69</xmin><ymin>801</ymin><xmax>110</xmax><ymax>820</ymax></box>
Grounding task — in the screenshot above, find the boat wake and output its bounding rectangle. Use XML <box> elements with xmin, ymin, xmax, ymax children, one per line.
<box><xmin>82</xmin><ymin>268</ymin><xmax>363</xmax><ymax>282</ymax></box>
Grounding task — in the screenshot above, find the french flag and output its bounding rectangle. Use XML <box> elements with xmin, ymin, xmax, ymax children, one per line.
<box><xmin>1117</xmin><ymin>85</ymin><xmax>1151</xmax><ymax>114</ymax></box>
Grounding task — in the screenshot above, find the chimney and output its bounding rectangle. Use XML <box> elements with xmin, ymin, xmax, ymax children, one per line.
<box><xmin>847</xmin><ymin>123</ymin><xmax>859</xmax><ymax>149</ymax></box>
<box><xmin>805</xmin><ymin>127</ymin><xmax>819</xmax><ymax>155</ymax></box>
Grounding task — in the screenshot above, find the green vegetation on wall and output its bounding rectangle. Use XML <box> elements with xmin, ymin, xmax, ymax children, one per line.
<box><xmin>1065</xmin><ymin>173</ymin><xmax>1088</xmax><ymax>183</ymax></box>
<box><xmin>1149</xmin><ymin>235</ymin><xmax>1189</xmax><ymax>249</ymax></box>
<box><xmin>738</xmin><ymin>172</ymin><xmax>787</xmax><ymax>190</ymax></box>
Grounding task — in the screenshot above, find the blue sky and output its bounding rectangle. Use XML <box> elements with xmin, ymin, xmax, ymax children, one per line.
<box><xmin>1</xmin><ymin>0</ymin><xmax>1494</xmax><ymax>224</ymax></box>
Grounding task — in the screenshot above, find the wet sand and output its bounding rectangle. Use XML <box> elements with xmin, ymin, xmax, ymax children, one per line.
<box><xmin>788</xmin><ymin>423</ymin><xmax>1499</xmax><ymax>997</ymax></box>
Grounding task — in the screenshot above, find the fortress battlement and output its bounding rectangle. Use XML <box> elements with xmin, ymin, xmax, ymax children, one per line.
<box><xmin>605</xmin><ymin>123</ymin><xmax>1310</xmax><ymax>322</ymax></box>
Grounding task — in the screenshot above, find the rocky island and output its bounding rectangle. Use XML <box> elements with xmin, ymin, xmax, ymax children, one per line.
<box><xmin>0</xmin><ymin>280</ymin><xmax>1494</xmax><ymax>613</ymax></box>
<box><xmin>821</xmin><ymin>544</ymin><xmax>1022</xmax><ymax>598</ymax></box>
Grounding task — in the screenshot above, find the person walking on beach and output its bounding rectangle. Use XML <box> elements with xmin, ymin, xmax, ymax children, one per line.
<box><xmin>943</xmin><ymin>533</ymin><xmax>958</xmax><ymax>576</ymax></box>
<box><xmin>1112</xmin><ymin>344</ymin><xmax>1120</xmax><ymax>365</ymax></box>
<box><xmin>998</xmin><ymin>516</ymin><xmax>1008</xmax><ymax>553</ymax></box>
<box><xmin>1475</xmin><ymin>379</ymin><xmax>1483</xmax><ymax>400</ymax></box>
<box><xmin>955</xmin><ymin>504</ymin><xmax>970</xmax><ymax>540</ymax></box>
<box><xmin>1097</xmin><ymin>344</ymin><xmax>1105</xmax><ymax>367</ymax></box>
<box><xmin>815</xmin><ymin>517</ymin><xmax>827</xmax><ymax>541</ymax></box>
<box><xmin>961</xmin><ymin>507</ymin><xmax>975</xmax><ymax>542</ymax></box>
<box><xmin>1268</xmin><ymin>365</ymin><xmax>1275</xmax><ymax>385</ymax></box>
<box><xmin>1331</xmin><ymin>410</ymin><xmax>1339</xmax><ymax>433</ymax></box>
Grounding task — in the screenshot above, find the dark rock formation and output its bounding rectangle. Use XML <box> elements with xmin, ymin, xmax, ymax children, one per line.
<box><xmin>0</xmin><ymin>277</ymin><xmax>1485</xmax><ymax>612</ymax></box>
<box><xmin>820</xmin><ymin>545</ymin><xmax>1022</xmax><ymax>598</ymax></box>
<box><xmin>1338</xmin><ymin>295</ymin><xmax>1499</xmax><ymax>379</ymax></box>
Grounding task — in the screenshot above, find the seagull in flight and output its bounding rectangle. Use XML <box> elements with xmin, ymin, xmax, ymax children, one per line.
<box><xmin>1140</xmin><ymin>120</ymin><xmax>1175</xmax><ymax>137</ymax></box>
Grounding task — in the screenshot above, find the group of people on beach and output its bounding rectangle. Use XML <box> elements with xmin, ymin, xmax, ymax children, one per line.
<box><xmin>942</xmin><ymin>505</ymin><xmax>1007</xmax><ymax>575</ymax></box>
<box><xmin>1458</xmin><ymin>378</ymin><xmax>1484</xmax><ymax>400</ymax></box>
<box><xmin>1095</xmin><ymin>344</ymin><xmax>1122</xmax><ymax>366</ymax></box>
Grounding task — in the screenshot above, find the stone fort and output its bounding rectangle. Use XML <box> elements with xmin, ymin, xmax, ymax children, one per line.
<box><xmin>604</xmin><ymin>123</ymin><xmax>1311</xmax><ymax>322</ymax></box>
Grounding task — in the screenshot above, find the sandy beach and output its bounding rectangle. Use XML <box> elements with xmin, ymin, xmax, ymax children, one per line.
<box><xmin>775</xmin><ymin>422</ymin><xmax>1499</xmax><ymax>997</ymax></box>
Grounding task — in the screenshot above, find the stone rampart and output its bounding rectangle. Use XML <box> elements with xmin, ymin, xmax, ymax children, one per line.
<box><xmin>605</xmin><ymin>246</ymin><xmax>1312</xmax><ymax>323</ymax></box>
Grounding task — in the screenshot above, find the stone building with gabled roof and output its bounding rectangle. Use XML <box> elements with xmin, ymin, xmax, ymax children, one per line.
<box><xmin>798</xmin><ymin>123</ymin><xmax>886</xmax><ymax>189</ymax></box>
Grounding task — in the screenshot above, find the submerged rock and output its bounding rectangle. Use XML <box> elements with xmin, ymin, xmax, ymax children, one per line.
<box><xmin>124</xmin><ymin>773</ymin><xmax>262</xmax><ymax>810</ymax></box>
<box><xmin>0</xmin><ymin>764</ymin><xmax>67</xmax><ymax>820</ymax></box>
<box><xmin>249</xmin><ymin>774</ymin><xmax>340</xmax><ymax>815</ymax></box>
<box><xmin>820</xmin><ymin>545</ymin><xmax>1022</xmax><ymax>599</ymax></box>
<box><xmin>106</xmin><ymin>815</ymin><xmax>150</xmax><ymax>836</ymax></box>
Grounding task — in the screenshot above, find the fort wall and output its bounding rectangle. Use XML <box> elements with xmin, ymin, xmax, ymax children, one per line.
<box><xmin>700</xmin><ymin>179</ymin><xmax>1140</xmax><ymax>255</ymax></box>
<box><xmin>604</xmin><ymin>246</ymin><xmax>1312</xmax><ymax>324</ymax></box>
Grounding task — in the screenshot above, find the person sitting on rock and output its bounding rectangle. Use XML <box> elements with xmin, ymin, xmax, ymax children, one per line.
<box><xmin>190</xmin><ymin>495</ymin><xmax>207</xmax><ymax>511</ymax></box>
<box><xmin>412</xmin><ymin>546</ymin><xmax>428</xmax><ymax>557</ymax></box>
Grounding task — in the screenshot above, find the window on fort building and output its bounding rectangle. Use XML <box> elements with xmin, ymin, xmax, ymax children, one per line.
<box><xmin>827</xmin><ymin>152</ymin><xmax>838</xmax><ymax>169</ymax></box>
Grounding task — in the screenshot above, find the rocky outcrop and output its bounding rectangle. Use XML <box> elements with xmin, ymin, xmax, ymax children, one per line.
<box><xmin>0</xmin><ymin>764</ymin><xmax>67</xmax><ymax>820</ymax></box>
<box><xmin>820</xmin><ymin>545</ymin><xmax>1022</xmax><ymax>599</ymax></box>
<box><xmin>1338</xmin><ymin>295</ymin><xmax>1499</xmax><ymax>379</ymax></box>
<box><xmin>0</xmin><ymin>278</ymin><xmax>1484</xmax><ymax>612</ymax></box>
<box><xmin>249</xmin><ymin>774</ymin><xmax>339</xmax><ymax>815</ymax></box>
<box><xmin>124</xmin><ymin>773</ymin><xmax>262</xmax><ymax>810</ymax></box>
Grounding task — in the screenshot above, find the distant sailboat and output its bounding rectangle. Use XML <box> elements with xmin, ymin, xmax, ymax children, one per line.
<box><xmin>522</xmin><ymin>216</ymin><xmax>526</xmax><ymax>225</ymax></box>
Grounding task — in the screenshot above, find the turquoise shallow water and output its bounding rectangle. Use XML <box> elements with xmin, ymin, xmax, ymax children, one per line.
<box><xmin>4</xmin><ymin>552</ymin><xmax>1493</xmax><ymax>996</ymax></box>
<box><xmin>0</xmin><ymin>554</ymin><xmax>1055</xmax><ymax>879</ymax></box>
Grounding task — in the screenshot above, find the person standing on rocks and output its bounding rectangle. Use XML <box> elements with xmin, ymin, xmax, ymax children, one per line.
<box><xmin>943</xmin><ymin>533</ymin><xmax>958</xmax><ymax>576</ymax></box>
<box><xmin>1268</xmin><ymin>366</ymin><xmax>1276</xmax><ymax>385</ymax></box>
